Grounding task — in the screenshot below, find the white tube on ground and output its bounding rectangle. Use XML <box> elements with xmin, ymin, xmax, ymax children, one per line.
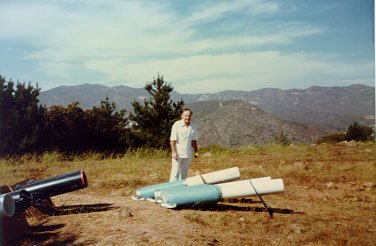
<box><xmin>216</xmin><ymin>178</ymin><xmax>284</xmax><ymax>199</ymax></box>
<box><xmin>158</xmin><ymin>177</ymin><xmax>283</xmax><ymax>209</ymax></box>
<box><xmin>185</xmin><ymin>167</ymin><xmax>240</xmax><ymax>186</ymax></box>
<box><xmin>0</xmin><ymin>194</ymin><xmax>16</xmax><ymax>218</ymax></box>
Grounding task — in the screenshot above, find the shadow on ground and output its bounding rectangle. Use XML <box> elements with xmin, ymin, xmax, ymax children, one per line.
<box><xmin>176</xmin><ymin>199</ymin><xmax>302</xmax><ymax>215</ymax></box>
<box><xmin>51</xmin><ymin>203</ymin><xmax>118</xmax><ymax>215</ymax></box>
<box><xmin>33</xmin><ymin>201</ymin><xmax>118</xmax><ymax>216</ymax></box>
<box><xmin>11</xmin><ymin>203</ymin><xmax>117</xmax><ymax>246</ymax></box>
<box><xmin>19</xmin><ymin>223</ymin><xmax>79</xmax><ymax>246</ymax></box>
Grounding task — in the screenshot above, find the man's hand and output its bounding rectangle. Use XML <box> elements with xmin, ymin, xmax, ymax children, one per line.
<box><xmin>194</xmin><ymin>152</ymin><xmax>199</xmax><ymax>158</ymax></box>
<box><xmin>172</xmin><ymin>151</ymin><xmax>179</xmax><ymax>160</ymax></box>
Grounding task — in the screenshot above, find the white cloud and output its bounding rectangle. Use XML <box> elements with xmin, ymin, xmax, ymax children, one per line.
<box><xmin>3</xmin><ymin>0</ymin><xmax>321</xmax><ymax>63</ymax></box>
<box><xmin>0</xmin><ymin>0</ymin><xmax>373</xmax><ymax>93</ymax></box>
<box><xmin>188</xmin><ymin>0</ymin><xmax>280</xmax><ymax>24</ymax></box>
<box><xmin>0</xmin><ymin>3</ymin><xmax>60</xmax><ymax>40</ymax></box>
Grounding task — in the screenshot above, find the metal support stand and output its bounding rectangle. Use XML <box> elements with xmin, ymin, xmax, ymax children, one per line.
<box><xmin>249</xmin><ymin>180</ymin><xmax>273</xmax><ymax>218</ymax></box>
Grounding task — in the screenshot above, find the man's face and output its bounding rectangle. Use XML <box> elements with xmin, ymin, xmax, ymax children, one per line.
<box><xmin>182</xmin><ymin>110</ymin><xmax>192</xmax><ymax>125</ymax></box>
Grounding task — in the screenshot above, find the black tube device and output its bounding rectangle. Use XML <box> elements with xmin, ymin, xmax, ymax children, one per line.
<box><xmin>7</xmin><ymin>170</ymin><xmax>88</xmax><ymax>212</ymax></box>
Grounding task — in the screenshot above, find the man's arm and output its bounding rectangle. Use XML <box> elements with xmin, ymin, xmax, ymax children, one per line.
<box><xmin>170</xmin><ymin>140</ymin><xmax>179</xmax><ymax>160</ymax></box>
<box><xmin>191</xmin><ymin>140</ymin><xmax>198</xmax><ymax>158</ymax></box>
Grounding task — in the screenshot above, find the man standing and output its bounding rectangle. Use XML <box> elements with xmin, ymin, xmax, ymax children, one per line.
<box><xmin>169</xmin><ymin>108</ymin><xmax>198</xmax><ymax>181</ymax></box>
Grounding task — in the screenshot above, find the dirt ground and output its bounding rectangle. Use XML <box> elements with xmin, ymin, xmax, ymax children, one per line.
<box><xmin>15</xmin><ymin>179</ymin><xmax>375</xmax><ymax>246</ymax></box>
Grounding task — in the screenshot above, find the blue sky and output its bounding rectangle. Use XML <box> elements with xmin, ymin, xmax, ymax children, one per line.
<box><xmin>0</xmin><ymin>0</ymin><xmax>374</xmax><ymax>93</ymax></box>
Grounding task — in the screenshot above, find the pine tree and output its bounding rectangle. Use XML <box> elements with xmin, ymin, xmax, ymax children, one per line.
<box><xmin>0</xmin><ymin>76</ymin><xmax>46</xmax><ymax>155</ymax></box>
<box><xmin>129</xmin><ymin>75</ymin><xmax>184</xmax><ymax>148</ymax></box>
<box><xmin>346</xmin><ymin>121</ymin><xmax>374</xmax><ymax>141</ymax></box>
<box><xmin>85</xmin><ymin>96</ymin><xmax>130</xmax><ymax>152</ymax></box>
<box><xmin>45</xmin><ymin>102</ymin><xmax>87</xmax><ymax>153</ymax></box>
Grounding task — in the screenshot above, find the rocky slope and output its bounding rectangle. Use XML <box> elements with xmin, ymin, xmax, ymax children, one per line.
<box><xmin>188</xmin><ymin>100</ymin><xmax>326</xmax><ymax>146</ymax></box>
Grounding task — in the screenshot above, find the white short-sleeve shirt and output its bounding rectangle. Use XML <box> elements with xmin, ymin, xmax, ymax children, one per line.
<box><xmin>170</xmin><ymin>119</ymin><xmax>198</xmax><ymax>158</ymax></box>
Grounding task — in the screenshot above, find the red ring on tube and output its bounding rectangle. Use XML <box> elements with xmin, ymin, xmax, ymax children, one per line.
<box><xmin>80</xmin><ymin>170</ymin><xmax>88</xmax><ymax>188</ymax></box>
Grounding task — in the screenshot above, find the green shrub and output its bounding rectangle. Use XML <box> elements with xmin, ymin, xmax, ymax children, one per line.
<box><xmin>274</xmin><ymin>130</ymin><xmax>291</xmax><ymax>146</ymax></box>
<box><xmin>346</xmin><ymin>121</ymin><xmax>374</xmax><ymax>141</ymax></box>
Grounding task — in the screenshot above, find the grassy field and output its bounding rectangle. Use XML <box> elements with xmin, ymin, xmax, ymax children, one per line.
<box><xmin>1</xmin><ymin>142</ymin><xmax>375</xmax><ymax>245</ymax></box>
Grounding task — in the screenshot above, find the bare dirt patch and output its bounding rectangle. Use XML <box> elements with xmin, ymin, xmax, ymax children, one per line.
<box><xmin>17</xmin><ymin>180</ymin><xmax>375</xmax><ymax>246</ymax></box>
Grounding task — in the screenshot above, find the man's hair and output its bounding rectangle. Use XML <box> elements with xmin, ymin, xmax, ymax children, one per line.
<box><xmin>182</xmin><ymin>108</ymin><xmax>193</xmax><ymax>115</ymax></box>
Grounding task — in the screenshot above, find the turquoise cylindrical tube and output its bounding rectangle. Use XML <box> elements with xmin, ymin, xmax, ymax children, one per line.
<box><xmin>160</xmin><ymin>184</ymin><xmax>221</xmax><ymax>208</ymax></box>
<box><xmin>154</xmin><ymin>185</ymin><xmax>193</xmax><ymax>203</ymax></box>
<box><xmin>134</xmin><ymin>180</ymin><xmax>185</xmax><ymax>199</ymax></box>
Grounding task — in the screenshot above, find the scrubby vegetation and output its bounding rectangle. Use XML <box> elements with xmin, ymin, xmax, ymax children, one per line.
<box><xmin>316</xmin><ymin>121</ymin><xmax>374</xmax><ymax>144</ymax></box>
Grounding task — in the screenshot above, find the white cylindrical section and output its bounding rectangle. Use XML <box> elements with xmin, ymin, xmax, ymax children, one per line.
<box><xmin>185</xmin><ymin>167</ymin><xmax>240</xmax><ymax>186</ymax></box>
<box><xmin>0</xmin><ymin>194</ymin><xmax>16</xmax><ymax>218</ymax></box>
<box><xmin>216</xmin><ymin>178</ymin><xmax>284</xmax><ymax>199</ymax></box>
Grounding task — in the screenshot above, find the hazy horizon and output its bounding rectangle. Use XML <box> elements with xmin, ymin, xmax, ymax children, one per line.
<box><xmin>40</xmin><ymin>81</ymin><xmax>374</xmax><ymax>94</ymax></box>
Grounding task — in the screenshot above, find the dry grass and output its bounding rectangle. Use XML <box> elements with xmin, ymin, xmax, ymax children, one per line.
<box><xmin>1</xmin><ymin>142</ymin><xmax>375</xmax><ymax>245</ymax></box>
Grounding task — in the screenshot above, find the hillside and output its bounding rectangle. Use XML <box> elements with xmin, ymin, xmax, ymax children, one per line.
<box><xmin>39</xmin><ymin>84</ymin><xmax>375</xmax><ymax>131</ymax></box>
<box><xmin>188</xmin><ymin>100</ymin><xmax>325</xmax><ymax>146</ymax></box>
<box><xmin>184</xmin><ymin>84</ymin><xmax>375</xmax><ymax>130</ymax></box>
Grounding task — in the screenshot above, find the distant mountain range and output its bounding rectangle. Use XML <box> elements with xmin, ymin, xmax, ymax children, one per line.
<box><xmin>39</xmin><ymin>83</ymin><xmax>375</xmax><ymax>146</ymax></box>
<box><xmin>182</xmin><ymin>84</ymin><xmax>375</xmax><ymax>130</ymax></box>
